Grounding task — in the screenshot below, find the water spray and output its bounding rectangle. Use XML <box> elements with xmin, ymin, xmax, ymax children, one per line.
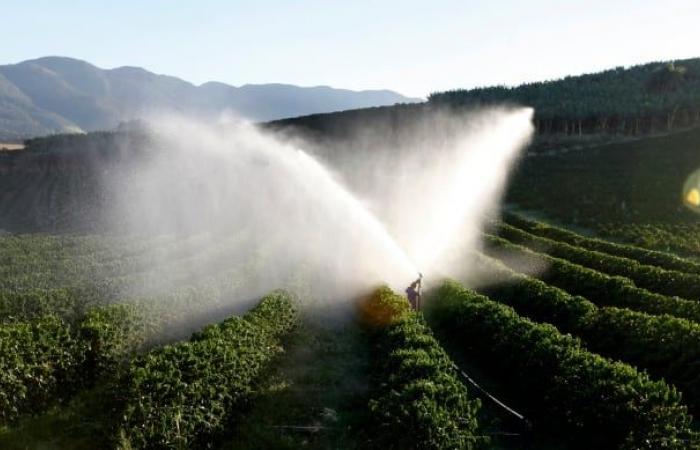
<box><xmin>102</xmin><ymin>106</ymin><xmax>534</xmax><ymax>326</ymax></box>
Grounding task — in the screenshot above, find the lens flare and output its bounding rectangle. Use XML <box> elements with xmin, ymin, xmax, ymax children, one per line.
<box><xmin>683</xmin><ymin>168</ymin><xmax>700</xmax><ymax>212</ymax></box>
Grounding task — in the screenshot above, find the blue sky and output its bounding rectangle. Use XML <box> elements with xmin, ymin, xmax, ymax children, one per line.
<box><xmin>3</xmin><ymin>0</ymin><xmax>699</xmax><ymax>97</ymax></box>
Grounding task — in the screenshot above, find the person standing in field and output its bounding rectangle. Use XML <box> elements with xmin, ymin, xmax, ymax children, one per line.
<box><xmin>406</xmin><ymin>273</ymin><xmax>423</xmax><ymax>310</ymax></box>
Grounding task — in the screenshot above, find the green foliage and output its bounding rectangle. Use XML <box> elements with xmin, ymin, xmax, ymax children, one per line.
<box><xmin>78</xmin><ymin>304</ymin><xmax>148</xmax><ymax>379</ymax></box>
<box><xmin>0</xmin><ymin>230</ymin><xmax>283</xmax><ymax>430</ymax></box>
<box><xmin>0</xmin><ymin>302</ymin><xmax>147</xmax><ymax>426</ymax></box>
<box><xmin>359</xmin><ymin>285</ymin><xmax>411</xmax><ymax>328</ymax></box>
<box><xmin>429</xmin><ymin>59</ymin><xmax>700</xmax><ymax>135</ymax></box>
<box><xmin>497</xmin><ymin>221</ymin><xmax>700</xmax><ymax>300</ymax></box>
<box><xmin>0</xmin><ymin>288</ymin><xmax>84</xmax><ymax>323</ymax></box>
<box><xmin>483</xmin><ymin>233</ymin><xmax>700</xmax><ymax>324</ymax></box>
<box><xmin>504</xmin><ymin>126</ymin><xmax>700</xmax><ymax>238</ymax></box>
<box><xmin>504</xmin><ymin>212</ymin><xmax>700</xmax><ymax>274</ymax></box>
<box><xmin>115</xmin><ymin>290</ymin><xmax>299</xmax><ymax>449</ymax></box>
<box><xmin>427</xmin><ymin>281</ymin><xmax>697</xmax><ymax>449</ymax></box>
<box><xmin>473</xmin><ymin>251</ymin><xmax>700</xmax><ymax>412</ymax></box>
<box><xmin>0</xmin><ymin>228</ymin><xmax>275</xmax><ymax>342</ymax></box>
<box><xmin>582</xmin><ymin>307</ymin><xmax>700</xmax><ymax>413</ymax></box>
<box><xmin>367</xmin><ymin>287</ymin><xmax>480</xmax><ymax>450</ymax></box>
<box><xmin>0</xmin><ymin>316</ymin><xmax>83</xmax><ymax>425</ymax></box>
<box><xmin>473</xmin><ymin>252</ymin><xmax>597</xmax><ymax>330</ymax></box>
<box><xmin>599</xmin><ymin>222</ymin><xmax>700</xmax><ymax>256</ymax></box>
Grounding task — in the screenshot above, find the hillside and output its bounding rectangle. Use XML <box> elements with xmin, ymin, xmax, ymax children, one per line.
<box><xmin>4</xmin><ymin>105</ymin><xmax>700</xmax><ymax>236</ymax></box>
<box><xmin>269</xmin><ymin>58</ymin><xmax>700</xmax><ymax>140</ymax></box>
<box><xmin>264</xmin><ymin>59</ymin><xmax>700</xmax><ymax>254</ymax></box>
<box><xmin>0</xmin><ymin>56</ymin><xmax>419</xmax><ymax>140</ymax></box>
<box><xmin>4</xmin><ymin>57</ymin><xmax>700</xmax><ymax>243</ymax></box>
<box><xmin>430</xmin><ymin>58</ymin><xmax>700</xmax><ymax>137</ymax></box>
<box><xmin>507</xmin><ymin>127</ymin><xmax>700</xmax><ymax>224</ymax></box>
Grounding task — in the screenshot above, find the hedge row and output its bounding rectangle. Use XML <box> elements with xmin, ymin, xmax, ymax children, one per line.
<box><xmin>0</xmin><ymin>287</ymin><xmax>86</xmax><ymax>323</ymax></box>
<box><xmin>0</xmin><ymin>303</ymin><xmax>145</xmax><ymax>426</ymax></box>
<box><xmin>497</xmin><ymin>221</ymin><xmax>700</xmax><ymax>300</ymax></box>
<box><xmin>470</xmin><ymin>252</ymin><xmax>596</xmax><ymax>331</ymax></box>
<box><xmin>78</xmin><ymin>304</ymin><xmax>150</xmax><ymax>380</ymax></box>
<box><xmin>471</xmin><ymin>251</ymin><xmax>700</xmax><ymax>412</ymax></box>
<box><xmin>483</xmin><ymin>234</ymin><xmax>700</xmax><ymax>324</ymax></box>
<box><xmin>364</xmin><ymin>287</ymin><xmax>481</xmax><ymax>450</ymax></box>
<box><xmin>597</xmin><ymin>221</ymin><xmax>700</xmax><ymax>257</ymax></box>
<box><xmin>503</xmin><ymin>213</ymin><xmax>700</xmax><ymax>275</ymax></box>
<box><xmin>0</xmin><ymin>315</ymin><xmax>83</xmax><ymax>425</ymax></box>
<box><xmin>115</xmin><ymin>290</ymin><xmax>299</xmax><ymax>449</ymax></box>
<box><xmin>427</xmin><ymin>281</ymin><xmax>697</xmax><ymax>449</ymax></box>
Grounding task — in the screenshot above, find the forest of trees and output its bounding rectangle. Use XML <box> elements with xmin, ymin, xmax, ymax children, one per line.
<box><xmin>429</xmin><ymin>58</ymin><xmax>700</xmax><ymax>136</ymax></box>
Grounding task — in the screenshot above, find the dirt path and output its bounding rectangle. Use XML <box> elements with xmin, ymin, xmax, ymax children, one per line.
<box><xmin>222</xmin><ymin>318</ymin><xmax>371</xmax><ymax>450</ymax></box>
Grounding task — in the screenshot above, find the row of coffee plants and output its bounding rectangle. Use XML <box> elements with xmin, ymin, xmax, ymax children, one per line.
<box><xmin>0</xmin><ymin>287</ymin><xmax>85</xmax><ymax>323</ymax></box>
<box><xmin>503</xmin><ymin>213</ymin><xmax>700</xmax><ymax>274</ymax></box>
<box><xmin>483</xmin><ymin>234</ymin><xmax>700</xmax><ymax>323</ymax></box>
<box><xmin>362</xmin><ymin>287</ymin><xmax>481</xmax><ymax>449</ymax></box>
<box><xmin>0</xmin><ymin>316</ymin><xmax>82</xmax><ymax>425</ymax></box>
<box><xmin>114</xmin><ymin>290</ymin><xmax>299</xmax><ymax>449</ymax></box>
<box><xmin>426</xmin><ymin>281</ymin><xmax>697</xmax><ymax>449</ymax></box>
<box><xmin>598</xmin><ymin>221</ymin><xmax>700</xmax><ymax>256</ymax></box>
<box><xmin>470</xmin><ymin>252</ymin><xmax>700</xmax><ymax>412</ymax></box>
<box><xmin>0</xmin><ymin>303</ymin><xmax>146</xmax><ymax>426</ymax></box>
<box><xmin>497</xmin><ymin>222</ymin><xmax>700</xmax><ymax>300</ymax></box>
<box><xmin>0</xmin><ymin>247</ymin><xmax>273</xmax><ymax>428</ymax></box>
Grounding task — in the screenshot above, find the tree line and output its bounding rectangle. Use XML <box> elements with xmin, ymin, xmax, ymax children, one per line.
<box><xmin>429</xmin><ymin>59</ymin><xmax>700</xmax><ymax>136</ymax></box>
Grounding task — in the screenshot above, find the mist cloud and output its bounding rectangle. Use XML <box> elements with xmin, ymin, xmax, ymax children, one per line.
<box><xmin>102</xmin><ymin>107</ymin><xmax>533</xmax><ymax>324</ymax></box>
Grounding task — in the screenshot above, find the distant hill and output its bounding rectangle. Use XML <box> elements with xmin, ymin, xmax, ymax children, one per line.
<box><xmin>0</xmin><ymin>56</ymin><xmax>420</xmax><ymax>140</ymax></box>
<box><xmin>429</xmin><ymin>58</ymin><xmax>700</xmax><ymax>136</ymax></box>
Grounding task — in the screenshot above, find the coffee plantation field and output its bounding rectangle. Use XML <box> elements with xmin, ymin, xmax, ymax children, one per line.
<box><xmin>2</xmin><ymin>213</ymin><xmax>700</xmax><ymax>449</ymax></box>
<box><xmin>3</xmin><ymin>120</ymin><xmax>700</xmax><ymax>449</ymax></box>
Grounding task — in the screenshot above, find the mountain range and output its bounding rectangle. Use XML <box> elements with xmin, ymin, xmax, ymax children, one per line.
<box><xmin>0</xmin><ymin>56</ymin><xmax>420</xmax><ymax>140</ymax></box>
